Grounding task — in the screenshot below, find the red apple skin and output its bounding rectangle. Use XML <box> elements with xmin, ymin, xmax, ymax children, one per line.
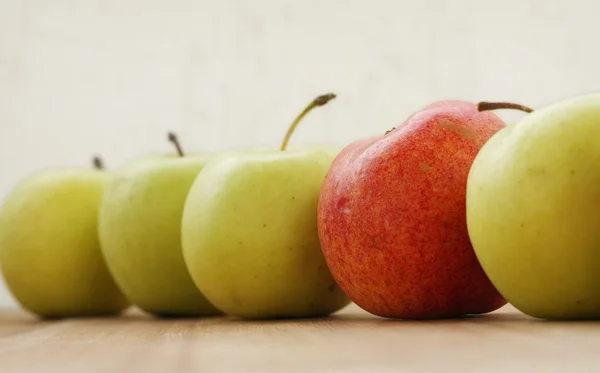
<box><xmin>317</xmin><ymin>100</ymin><xmax>507</xmax><ymax>319</ymax></box>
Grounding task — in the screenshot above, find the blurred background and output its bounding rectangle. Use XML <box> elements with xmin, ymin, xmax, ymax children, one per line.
<box><xmin>0</xmin><ymin>0</ymin><xmax>598</xmax><ymax>307</ymax></box>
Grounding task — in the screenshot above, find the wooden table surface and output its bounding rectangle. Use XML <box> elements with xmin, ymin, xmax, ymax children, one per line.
<box><xmin>1</xmin><ymin>303</ymin><xmax>599</xmax><ymax>373</ymax></box>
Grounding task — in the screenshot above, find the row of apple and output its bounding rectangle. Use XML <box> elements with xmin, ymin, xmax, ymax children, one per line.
<box><xmin>1</xmin><ymin>92</ymin><xmax>598</xmax><ymax>321</ymax></box>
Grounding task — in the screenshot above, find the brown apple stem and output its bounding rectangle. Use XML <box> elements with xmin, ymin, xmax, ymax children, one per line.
<box><xmin>280</xmin><ymin>93</ymin><xmax>337</xmax><ymax>151</ymax></box>
<box><xmin>92</xmin><ymin>156</ymin><xmax>105</xmax><ymax>170</ymax></box>
<box><xmin>168</xmin><ymin>132</ymin><xmax>185</xmax><ymax>157</ymax></box>
<box><xmin>477</xmin><ymin>102</ymin><xmax>534</xmax><ymax>113</ymax></box>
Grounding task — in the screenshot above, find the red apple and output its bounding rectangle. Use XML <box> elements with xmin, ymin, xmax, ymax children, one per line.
<box><xmin>317</xmin><ymin>100</ymin><xmax>507</xmax><ymax>319</ymax></box>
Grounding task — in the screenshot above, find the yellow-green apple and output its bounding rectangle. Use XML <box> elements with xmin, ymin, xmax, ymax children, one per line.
<box><xmin>181</xmin><ymin>94</ymin><xmax>350</xmax><ymax>319</ymax></box>
<box><xmin>318</xmin><ymin>100</ymin><xmax>508</xmax><ymax>319</ymax></box>
<box><xmin>0</xmin><ymin>157</ymin><xmax>129</xmax><ymax>318</ymax></box>
<box><xmin>98</xmin><ymin>133</ymin><xmax>221</xmax><ymax>317</ymax></box>
<box><xmin>467</xmin><ymin>95</ymin><xmax>600</xmax><ymax>320</ymax></box>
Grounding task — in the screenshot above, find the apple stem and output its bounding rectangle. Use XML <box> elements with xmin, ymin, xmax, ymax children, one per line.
<box><xmin>168</xmin><ymin>132</ymin><xmax>185</xmax><ymax>157</ymax></box>
<box><xmin>477</xmin><ymin>102</ymin><xmax>534</xmax><ymax>113</ymax></box>
<box><xmin>92</xmin><ymin>156</ymin><xmax>105</xmax><ymax>170</ymax></box>
<box><xmin>280</xmin><ymin>93</ymin><xmax>337</xmax><ymax>151</ymax></box>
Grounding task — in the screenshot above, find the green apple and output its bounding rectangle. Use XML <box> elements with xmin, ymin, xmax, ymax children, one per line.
<box><xmin>0</xmin><ymin>157</ymin><xmax>129</xmax><ymax>318</ymax></box>
<box><xmin>181</xmin><ymin>94</ymin><xmax>350</xmax><ymax>319</ymax></box>
<box><xmin>467</xmin><ymin>95</ymin><xmax>600</xmax><ymax>320</ymax></box>
<box><xmin>98</xmin><ymin>133</ymin><xmax>221</xmax><ymax>317</ymax></box>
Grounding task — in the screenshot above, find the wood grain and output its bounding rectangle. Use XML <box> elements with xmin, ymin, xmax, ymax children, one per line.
<box><xmin>1</xmin><ymin>303</ymin><xmax>599</xmax><ymax>373</ymax></box>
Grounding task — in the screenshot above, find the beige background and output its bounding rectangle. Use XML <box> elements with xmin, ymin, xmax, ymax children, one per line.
<box><xmin>1</xmin><ymin>0</ymin><xmax>598</xmax><ymax>307</ymax></box>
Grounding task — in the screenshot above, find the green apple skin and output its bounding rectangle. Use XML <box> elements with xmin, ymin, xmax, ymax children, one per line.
<box><xmin>181</xmin><ymin>148</ymin><xmax>351</xmax><ymax>320</ymax></box>
<box><xmin>466</xmin><ymin>94</ymin><xmax>600</xmax><ymax>320</ymax></box>
<box><xmin>0</xmin><ymin>169</ymin><xmax>129</xmax><ymax>318</ymax></box>
<box><xmin>98</xmin><ymin>155</ymin><xmax>222</xmax><ymax>317</ymax></box>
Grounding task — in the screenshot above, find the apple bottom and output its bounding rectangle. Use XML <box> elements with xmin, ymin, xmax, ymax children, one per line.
<box><xmin>319</xmin><ymin>218</ymin><xmax>507</xmax><ymax>319</ymax></box>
